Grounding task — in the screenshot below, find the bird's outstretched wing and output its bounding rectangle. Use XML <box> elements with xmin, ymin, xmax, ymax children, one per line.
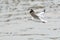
<box><xmin>36</xmin><ymin>10</ymin><xmax>47</xmax><ymax>23</ymax></box>
<box><xmin>36</xmin><ymin>12</ymin><xmax>45</xmax><ymax>18</ymax></box>
<box><xmin>36</xmin><ymin>9</ymin><xmax>45</xmax><ymax>17</ymax></box>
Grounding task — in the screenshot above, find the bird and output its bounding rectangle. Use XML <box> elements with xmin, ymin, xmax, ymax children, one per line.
<box><xmin>29</xmin><ymin>9</ymin><xmax>47</xmax><ymax>23</ymax></box>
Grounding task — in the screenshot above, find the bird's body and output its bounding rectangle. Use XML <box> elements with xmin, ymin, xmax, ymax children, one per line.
<box><xmin>30</xmin><ymin>9</ymin><xmax>40</xmax><ymax>19</ymax></box>
<box><xmin>29</xmin><ymin>9</ymin><xmax>47</xmax><ymax>23</ymax></box>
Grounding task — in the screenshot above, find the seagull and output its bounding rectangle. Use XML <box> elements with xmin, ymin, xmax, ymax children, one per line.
<box><xmin>29</xmin><ymin>9</ymin><xmax>47</xmax><ymax>23</ymax></box>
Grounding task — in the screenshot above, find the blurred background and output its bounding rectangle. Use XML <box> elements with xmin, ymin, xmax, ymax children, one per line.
<box><xmin>0</xmin><ymin>0</ymin><xmax>60</xmax><ymax>13</ymax></box>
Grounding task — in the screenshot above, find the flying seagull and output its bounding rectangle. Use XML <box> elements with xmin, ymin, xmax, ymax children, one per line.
<box><xmin>29</xmin><ymin>9</ymin><xmax>47</xmax><ymax>23</ymax></box>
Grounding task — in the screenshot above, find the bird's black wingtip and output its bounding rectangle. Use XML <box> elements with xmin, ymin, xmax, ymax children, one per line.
<box><xmin>43</xmin><ymin>9</ymin><xmax>46</xmax><ymax>12</ymax></box>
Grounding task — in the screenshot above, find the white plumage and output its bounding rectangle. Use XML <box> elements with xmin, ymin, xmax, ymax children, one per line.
<box><xmin>29</xmin><ymin>9</ymin><xmax>47</xmax><ymax>23</ymax></box>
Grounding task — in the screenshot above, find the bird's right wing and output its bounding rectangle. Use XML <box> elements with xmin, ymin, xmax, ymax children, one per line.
<box><xmin>36</xmin><ymin>12</ymin><xmax>45</xmax><ymax>18</ymax></box>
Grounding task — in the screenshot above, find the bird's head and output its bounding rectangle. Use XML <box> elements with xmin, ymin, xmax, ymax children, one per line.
<box><xmin>30</xmin><ymin>9</ymin><xmax>34</xmax><ymax>13</ymax></box>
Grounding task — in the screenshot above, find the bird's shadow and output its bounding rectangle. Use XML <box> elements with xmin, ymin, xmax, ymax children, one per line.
<box><xmin>28</xmin><ymin>18</ymin><xmax>41</xmax><ymax>23</ymax></box>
